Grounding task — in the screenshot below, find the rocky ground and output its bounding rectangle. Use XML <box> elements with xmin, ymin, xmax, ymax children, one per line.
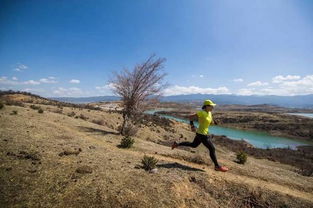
<box><xmin>1</xmin><ymin>94</ymin><xmax>313</xmax><ymax>207</ymax></box>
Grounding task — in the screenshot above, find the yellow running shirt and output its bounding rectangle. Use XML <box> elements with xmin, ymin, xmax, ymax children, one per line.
<box><xmin>196</xmin><ymin>110</ymin><xmax>213</xmax><ymax>135</ymax></box>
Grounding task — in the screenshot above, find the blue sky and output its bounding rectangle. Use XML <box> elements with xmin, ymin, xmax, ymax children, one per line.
<box><xmin>0</xmin><ymin>0</ymin><xmax>312</xmax><ymax>97</ymax></box>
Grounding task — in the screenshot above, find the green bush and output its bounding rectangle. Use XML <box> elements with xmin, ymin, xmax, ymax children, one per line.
<box><xmin>0</xmin><ymin>101</ymin><xmax>4</xmax><ymax>109</ymax></box>
<box><xmin>141</xmin><ymin>155</ymin><xmax>158</xmax><ymax>171</ymax></box>
<box><xmin>236</xmin><ymin>151</ymin><xmax>248</xmax><ymax>164</ymax></box>
<box><xmin>38</xmin><ymin>108</ymin><xmax>44</xmax><ymax>113</ymax></box>
<box><xmin>119</xmin><ymin>136</ymin><xmax>135</xmax><ymax>148</ymax></box>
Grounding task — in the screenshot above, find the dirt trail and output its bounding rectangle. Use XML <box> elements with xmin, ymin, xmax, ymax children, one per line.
<box><xmin>146</xmin><ymin>154</ymin><xmax>313</xmax><ymax>202</ymax></box>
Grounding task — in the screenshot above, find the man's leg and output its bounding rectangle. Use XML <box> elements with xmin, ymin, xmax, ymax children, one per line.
<box><xmin>172</xmin><ymin>134</ymin><xmax>201</xmax><ymax>149</ymax></box>
<box><xmin>200</xmin><ymin>135</ymin><xmax>220</xmax><ymax>167</ymax></box>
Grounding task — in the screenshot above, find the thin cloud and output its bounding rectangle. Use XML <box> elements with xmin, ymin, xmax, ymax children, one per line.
<box><xmin>272</xmin><ymin>75</ymin><xmax>301</xmax><ymax>83</ymax></box>
<box><xmin>163</xmin><ymin>85</ymin><xmax>230</xmax><ymax>96</ymax></box>
<box><xmin>95</xmin><ymin>83</ymin><xmax>116</xmax><ymax>90</ymax></box>
<box><xmin>247</xmin><ymin>81</ymin><xmax>268</xmax><ymax>87</ymax></box>
<box><xmin>95</xmin><ymin>83</ymin><xmax>116</xmax><ymax>95</ymax></box>
<box><xmin>52</xmin><ymin>87</ymin><xmax>84</xmax><ymax>97</ymax></box>
<box><xmin>237</xmin><ymin>88</ymin><xmax>254</xmax><ymax>96</ymax></box>
<box><xmin>233</xmin><ymin>78</ymin><xmax>243</xmax><ymax>82</ymax></box>
<box><xmin>0</xmin><ymin>76</ymin><xmax>18</xmax><ymax>85</ymax></box>
<box><xmin>13</xmin><ymin>63</ymin><xmax>28</xmax><ymax>72</ymax></box>
<box><xmin>0</xmin><ymin>76</ymin><xmax>58</xmax><ymax>85</ymax></box>
<box><xmin>22</xmin><ymin>88</ymin><xmax>46</xmax><ymax>93</ymax></box>
<box><xmin>237</xmin><ymin>75</ymin><xmax>313</xmax><ymax>95</ymax></box>
<box><xmin>23</xmin><ymin>80</ymin><xmax>40</xmax><ymax>85</ymax></box>
<box><xmin>69</xmin><ymin>79</ymin><xmax>80</xmax><ymax>84</ymax></box>
<box><xmin>40</xmin><ymin>77</ymin><xmax>58</xmax><ymax>84</ymax></box>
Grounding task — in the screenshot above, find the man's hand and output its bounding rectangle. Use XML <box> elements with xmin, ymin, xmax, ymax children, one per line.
<box><xmin>213</xmin><ymin>118</ymin><xmax>219</xmax><ymax>125</ymax></box>
<box><xmin>191</xmin><ymin>125</ymin><xmax>196</xmax><ymax>132</ymax></box>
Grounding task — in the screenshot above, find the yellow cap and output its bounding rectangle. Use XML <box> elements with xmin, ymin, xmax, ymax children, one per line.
<box><xmin>203</xmin><ymin>99</ymin><xmax>216</xmax><ymax>106</ymax></box>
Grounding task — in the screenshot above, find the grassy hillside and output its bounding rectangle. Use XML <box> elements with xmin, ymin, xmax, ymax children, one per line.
<box><xmin>1</xmin><ymin>94</ymin><xmax>313</xmax><ymax>207</ymax></box>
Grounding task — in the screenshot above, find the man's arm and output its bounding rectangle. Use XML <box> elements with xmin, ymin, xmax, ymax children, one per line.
<box><xmin>212</xmin><ymin>114</ymin><xmax>219</xmax><ymax>125</ymax></box>
<box><xmin>189</xmin><ymin>113</ymin><xmax>198</xmax><ymax>132</ymax></box>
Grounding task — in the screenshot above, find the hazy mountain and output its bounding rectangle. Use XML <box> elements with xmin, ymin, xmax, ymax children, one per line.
<box><xmin>161</xmin><ymin>94</ymin><xmax>313</xmax><ymax>108</ymax></box>
<box><xmin>48</xmin><ymin>94</ymin><xmax>313</xmax><ymax>108</ymax></box>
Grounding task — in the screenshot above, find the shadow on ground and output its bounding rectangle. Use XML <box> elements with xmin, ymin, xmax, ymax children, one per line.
<box><xmin>77</xmin><ymin>126</ymin><xmax>119</xmax><ymax>135</ymax></box>
<box><xmin>157</xmin><ymin>162</ymin><xmax>205</xmax><ymax>172</ymax></box>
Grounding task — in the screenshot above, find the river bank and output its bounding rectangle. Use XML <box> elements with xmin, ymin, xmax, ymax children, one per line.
<box><xmin>155</xmin><ymin>110</ymin><xmax>313</xmax><ymax>143</ymax></box>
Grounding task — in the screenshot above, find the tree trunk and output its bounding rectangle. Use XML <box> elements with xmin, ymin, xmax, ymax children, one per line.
<box><xmin>120</xmin><ymin>112</ymin><xmax>128</xmax><ymax>135</ymax></box>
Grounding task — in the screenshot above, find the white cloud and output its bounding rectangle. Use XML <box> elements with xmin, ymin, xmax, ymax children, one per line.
<box><xmin>22</xmin><ymin>88</ymin><xmax>45</xmax><ymax>93</ymax></box>
<box><xmin>0</xmin><ymin>76</ymin><xmax>59</xmax><ymax>85</ymax></box>
<box><xmin>272</xmin><ymin>75</ymin><xmax>301</xmax><ymax>83</ymax></box>
<box><xmin>233</xmin><ymin>78</ymin><xmax>243</xmax><ymax>82</ymax></box>
<box><xmin>237</xmin><ymin>75</ymin><xmax>313</xmax><ymax>95</ymax></box>
<box><xmin>23</xmin><ymin>80</ymin><xmax>40</xmax><ymax>85</ymax></box>
<box><xmin>199</xmin><ymin>75</ymin><xmax>204</xmax><ymax>78</ymax></box>
<box><xmin>52</xmin><ymin>87</ymin><xmax>84</xmax><ymax>97</ymax></box>
<box><xmin>237</xmin><ymin>88</ymin><xmax>254</xmax><ymax>96</ymax></box>
<box><xmin>69</xmin><ymin>79</ymin><xmax>80</xmax><ymax>84</ymax></box>
<box><xmin>95</xmin><ymin>83</ymin><xmax>116</xmax><ymax>90</ymax></box>
<box><xmin>163</xmin><ymin>85</ymin><xmax>230</xmax><ymax>96</ymax></box>
<box><xmin>0</xmin><ymin>76</ymin><xmax>19</xmax><ymax>85</ymax></box>
<box><xmin>13</xmin><ymin>63</ymin><xmax>28</xmax><ymax>72</ymax></box>
<box><xmin>276</xmin><ymin>75</ymin><xmax>313</xmax><ymax>95</ymax></box>
<box><xmin>95</xmin><ymin>83</ymin><xmax>116</xmax><ymax>95</ymax></box>
<box><xmin>247</xmin><ymin>81</ymin><xmax>269</xmax><ymax>87</ymax></box>
<box><xmin>40</xmin><ymin>77</ymin><xmax>58</xmax><ymax>84</ymax></box>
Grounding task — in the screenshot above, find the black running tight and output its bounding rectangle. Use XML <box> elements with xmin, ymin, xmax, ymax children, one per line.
<box><xmin>178</xmin><ymin>133</ymin><xmax>220</xmax><ymax>167</ymax></box>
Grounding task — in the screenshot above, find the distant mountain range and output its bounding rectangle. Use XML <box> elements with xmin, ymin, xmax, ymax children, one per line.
<box><xmin>49</xmin><ymin>94</ymin><xmax>313</xmax><ymax>109</ymax></box>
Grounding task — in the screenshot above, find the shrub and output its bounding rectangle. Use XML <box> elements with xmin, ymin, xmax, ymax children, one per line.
<box><xmin>189</xmin><ymin>155</ymin><xmax>207</xmax><ymax>165</ymax></box>
<box><xmin>53</xmin><ymin>109</ymin><xmax>63</xmax><ymax>114</ymax></box>
<box><xmin>67</xmin><ymin>111</ymin><xmax>76</xmax><ymax>117</ymax></box>
<box><xmin>119</xmin><ymin>136</ymin><xmax>135</xmax><ymax>148</ymax></box>
<box><xmin>5</xmin><ymin>100</ymin><xmax>24</xmax><ymax>107</ymax></box>
<box><xmin>119</xmin><ymin>124</ymin><xmax>138</xmax><ymax>137</ymax></box>
<box><xmin>30</xmin><ymin>105</ymin><xmax>40</xmax><ymax>110</ymax></box>
<box><xmin>141</xmin><ymin>155</ymin><xmax>158</xmax><ymax>171</ymax></box>
<box><xmin>236</xmin><ymin>151</ymin><xmax>248</xmax><ymax>164</ymax></box>
<box><xmin>38</xmin><ymin>108</ymin><xmax>44</xmax><ymax>113</ymax></box>
<box><xmin>0</xmin><ymin>101</ymin><xmax>4</xmax><ymax>109</ymax></box>
<box><xmin>91</xmin><ymin>119</ymin><xmax>104</xmax><ymax>125</ymax></box>
<box><xmin>79</xmin><ymin>114</ymin><xmax>88</xmax><ymax>120</ymax></box>
<box><xmin>10</xmin><ymin>110</ymin><xmax>18</xmax><ymax>115</ymax></box>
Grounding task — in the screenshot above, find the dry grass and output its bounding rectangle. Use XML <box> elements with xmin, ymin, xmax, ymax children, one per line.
<box><xmin>1</xmin><ymin>94</ymin><xmax>313</xmax><ymax>207</ymax></box>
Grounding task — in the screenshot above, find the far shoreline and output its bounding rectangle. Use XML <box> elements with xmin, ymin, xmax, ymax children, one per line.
<box><xmin>152</xmin><ymin>109</ymin><xmax>313</xmax><ymax>146</ymax></box>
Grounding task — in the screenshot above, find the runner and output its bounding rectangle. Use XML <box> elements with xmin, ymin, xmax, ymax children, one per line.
<box><xmin>171</xmin><ymin>99</ymin><xmax>229</xmax><ymax>172</ymax></box>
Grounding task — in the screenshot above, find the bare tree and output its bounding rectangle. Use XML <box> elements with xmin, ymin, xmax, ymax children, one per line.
<box><xmin>110</xmin><ymin>55</ymin><xmax>167</xmax><ymax>135</ymax></box>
